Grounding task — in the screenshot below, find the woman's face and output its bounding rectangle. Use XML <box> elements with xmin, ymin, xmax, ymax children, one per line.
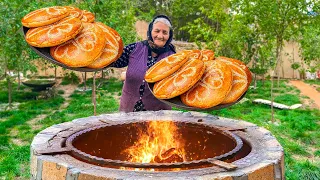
<box><xmin>151</xmin><ymin>22</ymin><xmax>170</xmax><ymax>48</ymax></box>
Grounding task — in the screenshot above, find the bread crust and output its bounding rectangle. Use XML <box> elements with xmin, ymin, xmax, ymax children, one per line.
<box><xmin>216</xmin><ymin>57</ymin><xmax>248</xmax><ymax>104</ymax></box>
<box><xmin>22</xmin><ymin>6</ymin><xmax>69</xmax><ymax>28</ymax></box>
<box><xmin>153</xmin><ymin>58</ymin><xmax>205</xmax><ymax>99</ymax></box>
<box><xmin>181</xmin><ymin>60</ymin><xmax>233</xmax><ymax>108</ymax></box>
<box><xmin>50</xmin><ymin>22</ymin><xmax>106</xmax><ymax>67</ymax></box>
<box><xmin>25</xmin><ymin>16</ymin><xmax>83</xmax><ymax>47</ymax></box>
<box><xmin>201</xmin><ymin>49</ymin><xmax>215</xmax><ymax>61</ymax></box>
<box><xmin>81</xmin><ymin>10</ymin><xmax>95</xmax><ymax>23</ymax></box>
<box><xmin>182</xmin><ymin>49</ymin><xmax>202</xmax><ymax>60</ymax></box>
<box><xmin>145</xmin><ymin>51</ymin><xmax>188</xmax><ymax>83</ymax></box>
<box><xmin>227</xmin><ymin>58</ymin><xmax>252</xmax><ymax>89</ymax></box>
<box><xmin>87</xmin><ymin>22</ymin><xmax>122</xmax><ymax>68</ymax></box>
<box><xmin>65</xmin><ymin>6</ymin><xmax>83</xmax><ymax>19</ymax></box>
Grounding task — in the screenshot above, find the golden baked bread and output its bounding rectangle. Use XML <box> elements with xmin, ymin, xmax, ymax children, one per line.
<box><xmin>153</xmin><ymin>58</ymin><xmax>205</xmax><ymax>99</ymax></box>
<box><xmin>228</xmin><ymin>58</ymin><xmax>252</xmax><ymax>89</ymax></box>
<box><xmin>87</xmin><ymin>22</ymin><xmax>123</xmax><ymax>69</ymax></box>
<box><xmin>25</xmin><ymin>16</ymin><xmax>83</xmax><ymax>47</ymax></box>
<box><xmin>201</xmin><ymin>50</ymin><xmax>215</xmax><ymax>61</ymax></box>
<box><xmin>182</xmin><ymin>50</ymin><xmax>202</xmax><ymax>60</ymax></box>
<box><xmin>181</xmin><ymin>60</ymin><xmax>232</xmax><ymax>108</ymax></box>
<box><xmin>65</xmin><ymin>6</ymin><xmax>83</xmax><ymax>19</ymax></box>
<box><xmin>81</xmin><ymin>10</ymin><xmax>95</xmax><ymax>23</ymax></box>
<box><xmin>100</xmin><ymin>24</ymin><xmax>123</xmax><ymax>60</ymax></box>
<box><xmin>50</xmin><ymin>22</ymin><xmax>106</xmax><ymax>67</ymax></box>
<box><xmin>112</xmin><ymin>28</ymin><xmax>124</xmax><ymax>60</ymax></box>
<box><xmin>145</xmin><ymin>51</ymin><xmax>189</xmax><ymax>83</ymax></box>
<box><xmin>216</xmin><ymin>57</ymin><xmax>248</xmax><ymax>104</ymax></box>
<box><xmin>22</xmin><ymin>6</ymin><xmax>69</xmax><ymax>28</ymax></box>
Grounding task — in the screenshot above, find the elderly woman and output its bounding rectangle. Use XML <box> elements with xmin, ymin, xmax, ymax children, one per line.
<box><xmin>113</xmin><ymin>15</ymin><xmax>176</xmax><ymax>112</ymax></box>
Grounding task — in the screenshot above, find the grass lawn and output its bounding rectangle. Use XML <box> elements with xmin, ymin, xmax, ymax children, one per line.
<box><xmin>0</xmin><ymin>78</ymin><xmax>319</xmax><ymax>179</ymax></box>
<box><xmin>304</xmin><ymin>79</ymin><xmax>320</xmax><ymax>92</ymax></box>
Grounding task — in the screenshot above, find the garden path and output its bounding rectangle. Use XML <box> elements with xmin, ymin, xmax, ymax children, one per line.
<box><xmin>289</xmin><ymin>80</ymin><xmax>320</xmax><ymax>109</ymax></box>
<box><xmin>27</xmin><ymin>80</ymin><xmax>77</xmax><ymax>130</ymax></box>
<box><xmin>55</xmin><ymin>80</ymin><xmax>78</xmax><ymax>109</ymax></box>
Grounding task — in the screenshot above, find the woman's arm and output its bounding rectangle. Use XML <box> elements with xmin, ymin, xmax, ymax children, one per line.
<box><xmin>113</xmin><ymin>43</ymin><xmax>137</xmax><ymax>68</ymax></box>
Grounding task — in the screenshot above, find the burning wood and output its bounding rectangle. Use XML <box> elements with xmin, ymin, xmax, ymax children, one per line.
<box><xmin>154</xmin><ymin>148</ymin><xmax>184</xmax><ymax>163</ymax></box>
<box><xmin>123</xmin><ymin>121</ymin><xmax>185</xmax><ymax>163</ymax></box>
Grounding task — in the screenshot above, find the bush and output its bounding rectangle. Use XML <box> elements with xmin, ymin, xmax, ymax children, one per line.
<box><xmin>61</xmin><ymin>72</ymin><xmax>79</xmax><ymax>85</ymax></box>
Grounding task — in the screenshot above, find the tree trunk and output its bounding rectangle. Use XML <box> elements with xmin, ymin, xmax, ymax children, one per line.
<box><xmin>92</xmin><ymin>72</ymin><xmax>96</xmax><ymax>116</ymax></box>
<box><xmin>84</xmin><ymin>72</ymin><xmax>87</xmax><ymax>91</ymax></box>
<box><xmin>271</xmin><ymin>73</ymin><xmax>274</xmax><ymax>123</ymax></box>
<box><xmin>253</xmin><ymin>55</ymin><xmax>257</xmax><ymax>89</ymax></box>
<box><xmin>262</xmin><ymin>58</ymin><xmax>265</xmax><ymax>87</ymax></box>
<box><xmin>254</xmin><ymin>74</ymin><xmax>257</xmax><ymax>89</ymax></box>
<box><xmin>271</xmin><ymin>41</ymin><xmax>281</xmax><ymax>123</ymax></box>
<box><xmin>54</xmin><ymin>66</ymin><xmax>57</xmax><ymax>80</ymax></box>
<box><xmin>277</xmin><ymin>62</ymin><xmax>281</xmax><ymax>88</ymax></box>
<box><xmin>7</xmin><ymin>76</ymin><xmax>12</xmax><ymax>107</ymax></box>
<box><xmin>277</xmin><ymin>40</ymin><xmax>284</xmax><ymax>88</ymax></box>
<box><xmin>17</xmin><ymin>70</ymin><xmax>21</xmax><ymax>90</ymax></box>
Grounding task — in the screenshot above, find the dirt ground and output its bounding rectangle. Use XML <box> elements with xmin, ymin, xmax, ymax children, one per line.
<box><xmin>289</xmin><ymin>80</ymin><xmax>320</xmax><ymax>109</ymax></box>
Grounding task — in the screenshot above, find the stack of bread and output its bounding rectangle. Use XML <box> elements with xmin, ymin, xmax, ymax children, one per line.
<box><xmin>145</xmin><ymin>50</ymin><xmax>252</xmax><ymax>109</ymax></box>
<box><xmin>22</xmin><ymin>6</ymin><xmax>123</xmax><ymax>69</ymax></box>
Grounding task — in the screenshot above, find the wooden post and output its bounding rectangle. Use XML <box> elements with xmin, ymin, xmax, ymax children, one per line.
<box><xmin>84</xmin><ymin>72</ymin><xmax>87</xmax><ymax>91</ymax></box>
<box><xmin>92</xmin><ymin>72</ymin><xmax>96</xmax><ymax>116</ymax></box>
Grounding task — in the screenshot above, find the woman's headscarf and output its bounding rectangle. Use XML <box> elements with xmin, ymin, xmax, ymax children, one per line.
<box><xmin>145</xmin><ymin>15</ymin><xmax>174</xmax><ymax>55</ymax></box>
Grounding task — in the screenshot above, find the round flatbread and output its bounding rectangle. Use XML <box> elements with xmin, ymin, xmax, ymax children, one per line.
<box><xmin>228</xmin><ymin>58</ymin><xmax>252</xmax><ymax>89</ymax></box>
<box><xmin>50</xmin><ymin>22</ymin><xmax>106</xmax><ymax>67</ymax></box>
<box><xmin>113</xmin><ymin>29</ymin><xmax>124</xmax><ymax>60</ymax></box>
<box><xmin>87</xmin><ymin>22</ymin><xmax>123</xmax><ymax>69</ymax></box>
<box><xmin>22</xmin><ymin>6</ymin><xmax>69</xmax><ymax>28</ymax></box>
<box><xmin>153</xmin><ymin>58</ymin><xmax>205</xmax><ymax>99</ymax></box>
<box><xmin>182</xmin><ymin>50</ymin><xmax>202</xmax><ymax>61</ymax></box>
<box><xmin>81</xmin><ymin>10</ymin><xmax>95</xmax><ymax>23</ymax></box>
<box><xmin>201</xmin><ymin>49</ymin><xmax>215</xmax><ymax>61</ymax></box>
<box><xmin>145</xmin><ymin>51</ymin><xmax>189</xmax><ymax>83</ymax></box>
<box><xmin>181</xmin><ymin>60</ymin><xmax>232</xmax><ymax>108</ymax></box>
<box><xmin>25</xmin><ymin>16</ymin><xmax>83</xmax><ymax>47</ymax></box>
<box><xmin>65</xmin><ymin>6</ymin><xmax>83</xmax><ymax>19</ymax></box>
<box><xmin>216</xmin><ymin>57</ymin><xmax>248</xmax><ymax>104</ymax></box>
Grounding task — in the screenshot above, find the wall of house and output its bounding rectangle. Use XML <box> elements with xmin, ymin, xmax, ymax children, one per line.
<box><xmin>277</xmin><ymin>41</ymin><xmax>303</xmax><ymax>79</ymax></box>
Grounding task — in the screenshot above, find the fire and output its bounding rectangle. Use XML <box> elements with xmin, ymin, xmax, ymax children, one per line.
<box><xmin>123</xmin><ymin>121</ymin><xmax>185</xmax><ymax>163</ymax></box>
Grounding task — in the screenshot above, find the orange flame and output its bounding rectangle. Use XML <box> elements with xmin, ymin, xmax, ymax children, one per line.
<box><xmin>124</xmin><ymin>121</ymin><xmax>185</xmax><ymax>163</ymax></box>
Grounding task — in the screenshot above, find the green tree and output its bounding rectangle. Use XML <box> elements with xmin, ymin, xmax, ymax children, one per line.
<box><xmin>0</xmin><ymin>0</ymin><xmax>41</xmax><ymax>107</ymax></box>
<box><xmin>299</xmin><ymin>12</ymin><xmax>320</xmax><ymax>74</ymax></box>
<box><xmin>254</xmin><ymin>0</ymin><xmax>312</xmax><ymax>121</ymax></box>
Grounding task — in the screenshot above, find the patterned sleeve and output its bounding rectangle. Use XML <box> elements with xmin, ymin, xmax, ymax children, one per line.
<box><xmin>112</xmin><ymin>42</ymin><xmax>137</xmax><ymax>68</ymax></box>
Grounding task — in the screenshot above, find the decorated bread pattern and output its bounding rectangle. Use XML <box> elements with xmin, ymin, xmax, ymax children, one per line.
<box><xmin>182</xmin><ymin>50</ymin><xmax>202</xmax><ymax>61</ymax></box>
<box><xmin>22</xmin><ymin>6</ymin><xmax>69</xmax><ymax>28</ymax></box>
<box><xmin>81</xmin><ymin>10</ymin><xmax>95</xmax><ymax>23</ymax></box>
<box><xmin>87</xmin><ymin>22</ymin><xmax>123</xmax><ymax>68</ymax></box>
<box><xmin>201</xmin><ymin>50</ymin><xmax>215</xmax><ymax>61</ymax></box>
<box><xmin>153</xmin><ymin>58</ymin><xmax>205</xmax><ymax>99</ymax></box>
<box><xmin>22</xmin><ymin>6</ymin><xmax>123</xmax><ymax>69</ymax></box>
<box><xmin>25</xmin><ymin>16</ymin><xmax>83</xmax><ymax>47</ymax></box>
<box><xmin>50</xmin><ymin>23</ymin><xmax>106</xmax><ymax>67</ymax></box>
<box><xmin>216</xmin><ymin>57</ymin><xmax>248</xmax><ymax>104</ymax></box>
<box><xmin>145</xmin><ymin>51</ymin><xmax>189</xmax><ymax>83</ymax></box>
<box><xmin>181</xmin><ymin>60</ymin><xmax>233</xmax><ymax>108</ymax></box>
<box><xmin>146</xmin><ymin>49</ymin><xmax>251</xmax><ymax>109</ymax></box>
<box><xmin>65</xmin><ymin>6</ymin><xmax>83</xmax><ymax>19</ymax></box>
